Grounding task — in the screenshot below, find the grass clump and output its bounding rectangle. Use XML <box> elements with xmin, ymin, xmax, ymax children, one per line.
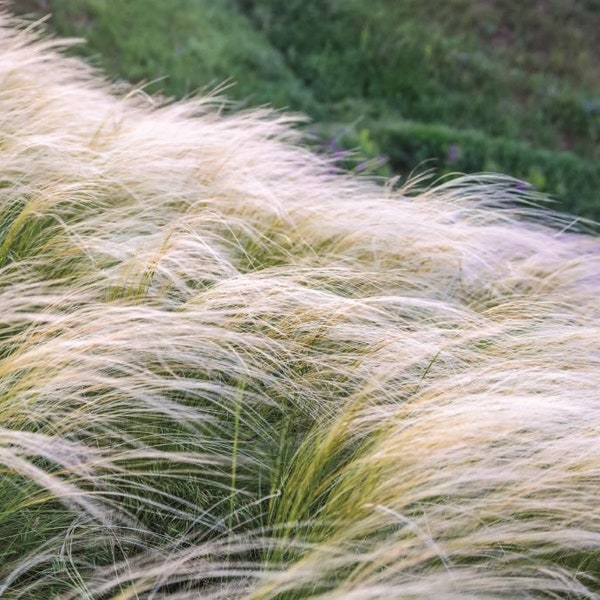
<box><xmin>1</xmin><ymin>10</ymin><xmax>600</xmax><ymax>599</ymax></box>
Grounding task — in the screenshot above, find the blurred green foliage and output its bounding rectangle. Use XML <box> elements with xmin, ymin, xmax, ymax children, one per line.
<box><xmin>373</xmin><ymin>120</ymin><xmax>600</xmax><ymax>217</ymax></box>
<box><xmin>238</xmin><ymin>0</ymin><xmax>600</xmax><ymax>216</ymax></box>
<box><xmin>18</xmin><ymin>0</ymin><xmax>317</xmax><ymax>111</ymax></box>
<box><xmin>12</xmin><ymin>0</ymin><xmax>600</xmax><ymax>218</ymax></box>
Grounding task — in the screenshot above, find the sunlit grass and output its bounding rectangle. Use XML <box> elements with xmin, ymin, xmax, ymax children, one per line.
<box><xmin>1</xmin><ymin>11</ymin><xmax>600</xmax><ymax>599</ymax></box>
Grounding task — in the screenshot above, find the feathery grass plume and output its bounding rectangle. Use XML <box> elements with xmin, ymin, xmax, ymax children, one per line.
<box><xmin>1</xmin><ymin>9</ymin><xmax>600</xmax><ymax>599</ymax></box>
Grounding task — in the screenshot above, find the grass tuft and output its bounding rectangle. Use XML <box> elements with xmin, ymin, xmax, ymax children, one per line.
<box><xmin>1</xmin><ymin>9</ymin><xmax>600</xmax><ymax>599</ymax></box>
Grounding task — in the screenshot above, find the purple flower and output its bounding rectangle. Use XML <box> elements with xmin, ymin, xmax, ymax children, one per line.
<box><xmin>447</xmin><ymin>144</ymin><xmax>460</xmax><ymax>164</ymax></box>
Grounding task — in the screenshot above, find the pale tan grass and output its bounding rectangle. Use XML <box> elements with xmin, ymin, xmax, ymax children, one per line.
<box><xmin>1</xmin><ymin>9</ymin><xmax>600</xmax><ymax>599</ymax></box>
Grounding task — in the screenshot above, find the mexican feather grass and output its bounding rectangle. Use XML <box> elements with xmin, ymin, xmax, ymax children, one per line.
<box><xmin>1</xmin><ymin>11</ymin><xmax>600</xmax><ymax>599</ymax></box>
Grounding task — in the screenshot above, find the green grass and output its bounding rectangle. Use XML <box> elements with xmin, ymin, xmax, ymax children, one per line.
<box><xmin>13</xmin><ymin>0</ymin><xmax>600</xmax><ymax>217</ymax></box>
<box><xmin>240</xmin><ymin>0</ymin><xmax>600</xmax><ymax>154</ymax></box>
<box><xmin>239</xmin><ymin>0</ymin><xmax>600</xmax><ymax>214</ymax></box>
<box><xmin>15</xmin><ymin>0</ymin><xmax>317</xmax><ymax>111</ymax></box>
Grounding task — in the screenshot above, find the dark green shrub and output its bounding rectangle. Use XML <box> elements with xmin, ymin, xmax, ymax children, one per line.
<box><xmin>371</xmin><ymin>120</ymin><xmax>600</xmax><ymax>219</ymax></box>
